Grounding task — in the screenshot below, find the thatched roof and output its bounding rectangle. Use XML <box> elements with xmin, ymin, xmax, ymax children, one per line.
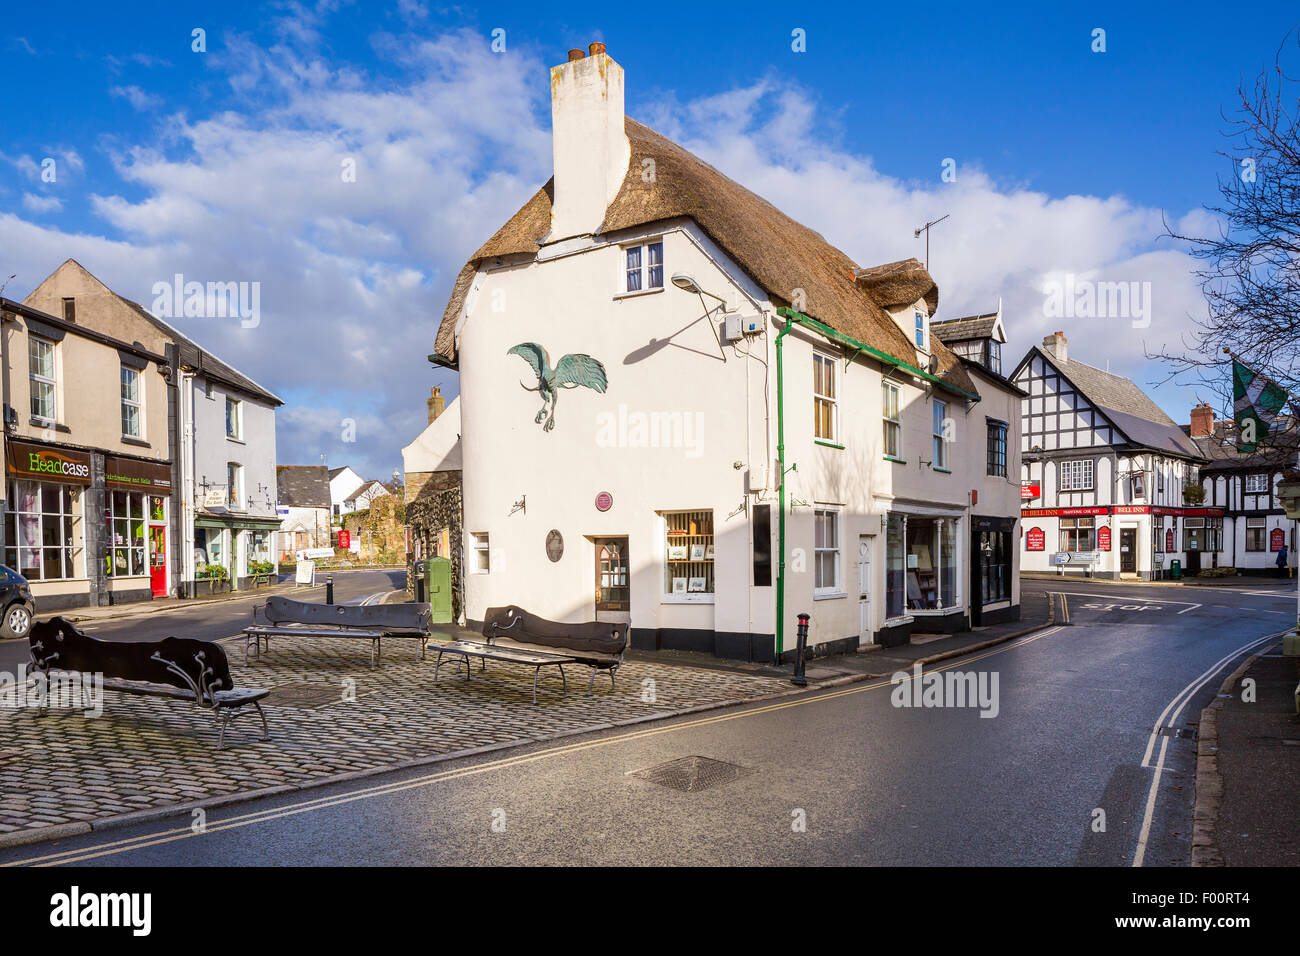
<box><xmin>434</xmin><ymin>118</ymin><xmax>976</xmax><ymax>396</ymax></box>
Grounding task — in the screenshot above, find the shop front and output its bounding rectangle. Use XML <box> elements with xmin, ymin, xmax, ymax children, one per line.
<box><xmin>883</xmin><ymin>509</ymin><xmax>966</xmax><ymax>641</ymax></box>
<box><xmin>193</xmin><ymin>511</ymin><xmax>280</xmax><ymax>592</ymax></box>
<box><xmin>104</xmin><ymin>456</ymin><xmax>173</xmax><ymax>600</ymax></box>
<box><xmin>971</xmin><ymin>514</ymin><xmax>1018</xmax><ymax>626</ymax></box>
<box><xmin>1021</xmin><ymin>505</ymin><xmax>1223</xmax><ymax>580</ymax></box>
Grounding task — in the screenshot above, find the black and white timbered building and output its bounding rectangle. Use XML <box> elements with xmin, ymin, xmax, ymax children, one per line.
<box><xmin>1185</xmin><ymin>405</ymin><xmax>1299</xmax><ymax>574</ymax></box>
<box><xmin>1012</xmin><ymin>332</ymin><xmax>1213</xmax><ymax>579</ymax></box>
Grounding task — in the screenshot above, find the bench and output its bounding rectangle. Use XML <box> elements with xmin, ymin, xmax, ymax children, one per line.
<box><xmin>244</xmin><ymin>596</ymin><xmax>431</xmax><ymax>669</ymax></box>
<box><xmin>433</xmin><ymin>606</ymin><xmax>628</xmax><ymax>703</ymax></box>
<box><xmin>28</xmin><ymin>617</ymin><xmax>269</xmax><ymax>750</ymax></box>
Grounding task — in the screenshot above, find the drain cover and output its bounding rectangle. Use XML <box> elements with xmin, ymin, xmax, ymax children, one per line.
<box><xmin>1158</xmin><ymin>726</ymin><xmax>1198</xmax><ymax>740</ymax></box>
<box><xmin>629</xmin><ymin>756</ymin><xmax>753</xmax><ymax>792</ymax></box>
<box><xmin>267</xmin><ymin>683</ymin><xmax>342</xmax><ymax>707</ymax></box>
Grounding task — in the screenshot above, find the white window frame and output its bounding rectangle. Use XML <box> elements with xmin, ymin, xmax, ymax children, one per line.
<box><xmin>121</xmin><ymin>365</ymin><xmax>142</xmax><ymax>438</ymax></box>
<box><xmin>621</xmin><ymin>238</ymin><xmax>664</xmax><ymax>294</ymax></box>
<box><xmin>813</xmin><ymin>506</ymin><xmax>843</xmax><ymax>597</ymax></box>
<box><xmin>29</xmin><ymin>335</ymin><xmax>57</xmax><ymax>423</ymax></box>
<box><xmin>1059</xmin><ymin>459</ymin><xmax>1095</xmax><ymax>492</ymax></box>
<box><xmin>813</xmin><ymin>351</ymin><xmax>838</xmax><ymax>443</ymax></box>
<box><xmin>932</xmin><ymin>399</ymin><xmax>949</xmax><ymax>470</ymax></box>
<box><xmin>913</xmin><ymin>310</ymin><xmax>929</xmax><ymax>350</ymax></box>
<box><xmin>226</xmin><ymin>396</ymin><xmax>243</xmax><ymax>440</ymax></box>
<box><xmin>882</xmin><ymin>381</ymin><xmax>902</xmax><ymax>460</ymax></box>
<box><xmin>1245</xmin><ymin>474</ymin><xmax>1269</xmax><ymax>494</ymax></box>
<box><xmin>226</xmin><ymin>462</ymin><xmax>243</xmax><ymax>509</ymax></box>
<box><xmin>471</xmin><ymin>532</ymin><xmax>491</xmax><ymax>573</ymax></box>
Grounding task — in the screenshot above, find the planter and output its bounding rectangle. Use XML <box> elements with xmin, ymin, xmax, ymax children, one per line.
<box><xmin>195</xmin><ymin>578</ymin><xmax>231</xmax><ymax>596</ymax></box>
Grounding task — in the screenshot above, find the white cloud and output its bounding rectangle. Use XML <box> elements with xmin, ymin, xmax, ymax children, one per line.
<box><xmin>21</xmin><ymin>193</ymin><xmax>62</xmax><ymax>214</ymax></box>
<box><xmin>110</xmin><ymin>85</ymin><xmax>164</xmax><ymax>112</ymax></box>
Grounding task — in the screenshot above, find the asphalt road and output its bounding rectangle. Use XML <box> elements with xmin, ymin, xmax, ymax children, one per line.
<box><xmin>3</xmin><ymin>576</ymin><xmax>1291</xmax><ymax>867</ymax></box>
<box><xmin>0</xmin><ymin>569</ymin><xmax>405</xmax><ymax>675</ymax></box>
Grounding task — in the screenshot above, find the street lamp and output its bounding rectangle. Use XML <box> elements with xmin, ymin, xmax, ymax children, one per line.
<box><xmin>668</xmin><ymin>273</ymin><xmax>727</xmax><ymax>362</ymax></box>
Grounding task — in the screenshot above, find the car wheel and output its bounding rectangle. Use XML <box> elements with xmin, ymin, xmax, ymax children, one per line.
<box><xmin>1</xmin><ymin>604</ymin><xmax>32</xmax><ymax>640</ymax></box>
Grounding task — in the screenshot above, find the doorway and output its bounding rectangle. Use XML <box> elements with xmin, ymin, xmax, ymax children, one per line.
<box><xmin>148</xmin><ymin>495</ymin><xmax>168</xmax><ymax>598</ymax></box>
<box><xmin>857</xmin><ymin>535</ymin><xmax>874</xmax><ymax>645</ymax></box>
<box><xmin>594</xmin><ymin>537</ymin><xmax>629</xmax><ymax>621</ymax></box>
<box><xmin>1120</xmin><ymin>528</ymin><xmax>1137</xmax><ymax>574</ymax></box>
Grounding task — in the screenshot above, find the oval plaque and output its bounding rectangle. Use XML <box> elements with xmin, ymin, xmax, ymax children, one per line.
<box><xmin>546</xmin><ymin>530</ymin><xmax>564</xmax><ymax>563</ymax></box>
<box><xmin>595</xmin><ymin>491</ymin><xmax>613</xmax><ymax>512</ymax></box>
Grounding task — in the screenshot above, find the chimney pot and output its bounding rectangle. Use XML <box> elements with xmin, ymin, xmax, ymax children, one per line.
<box><xmin>588</xmin><ymin>42</ymin><xmax>606</xmax><ymax>56</ymax></box>
<box><xmin>427</xmin><ymin>385</ymin><xmax>445</xmax><ymax>424</ymax></box>
<box><xmin>567</xmin><ymin>49</ymin><xmax>585</xmax><ymax>61</ymax></box>
<box><xmin>1041</xmin><ymin>330</ymin><xmax>1068</xmax><ymax>364</ymax></box>
<box><xmin>1189</xmin><ymin>402</ymin><xmax>1215</xmax><ymax>438</ymax></box>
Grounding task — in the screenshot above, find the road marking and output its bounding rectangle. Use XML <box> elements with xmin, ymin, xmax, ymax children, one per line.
<box><xmin>1052</xmin><ymin>591</ymin><xmax>1203</xmax><ymax>615</ymax></box>
<box><xmin>1132</xmin><ymin>631</ymin><xmax>1280</xmax><ymax>867</ymax></box>
<box><xmin>8</xmin><ymin>626</ymin><xmax>1064</xmax><ymax>866</ymax></box>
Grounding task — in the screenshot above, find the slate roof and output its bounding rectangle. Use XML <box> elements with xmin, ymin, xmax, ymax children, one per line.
<box><xmin>276</xmin><ymin>465</ymin><xmax>331</xmax><ymax>508</ymax></box>
<box><xmin>1186</xmin><ymin>418</ymin><xmax>1300</xmax><ymax>470</ymax></box>
<box><xmin>434</xmin><ymin>117</ymin><xmax>977</xmax><ymax>398</ymax></box>
<box><xmin>931</xmin><ymin>313</ymin><xmax>999</xmax><ymax>343</ymax></box>
<box><xmin>343</xmin><ymin>479</ymin><xmax>388</xmax><ymax>505</ymax></box>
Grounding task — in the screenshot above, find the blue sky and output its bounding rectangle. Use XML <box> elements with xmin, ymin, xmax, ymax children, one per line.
<box><xmin>3</xmin><ymin>1</ymin><xmax>1297</xmax><ymax>477</ymax></box>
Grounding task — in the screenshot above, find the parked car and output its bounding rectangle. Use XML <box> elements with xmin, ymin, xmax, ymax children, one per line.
<box><xmin>0</xmin><ymin>565</ymin><xmax>35</xmax><ymax>640</ymax></box>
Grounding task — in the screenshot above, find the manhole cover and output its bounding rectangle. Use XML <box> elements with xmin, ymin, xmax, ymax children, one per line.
<box><xmin>629</xmin><ymin>756</ymin><xmax>753</xmax><ymax>793</ymax></box>
<box><xmin>267</xmin><ymin>683</ymin><xmax>342</xmax><ymax>707</ymax></box>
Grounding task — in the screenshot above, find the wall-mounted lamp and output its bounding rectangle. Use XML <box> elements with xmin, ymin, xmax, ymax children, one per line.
<box><xmin>670</xmin><ymin>273</ymin><xmax>728</xmax><ymax>362</ymax></box>
<box><xmin>510</xmin><ymin>496</ymin><xmax>526</xmax><ymax>516</ymax></box>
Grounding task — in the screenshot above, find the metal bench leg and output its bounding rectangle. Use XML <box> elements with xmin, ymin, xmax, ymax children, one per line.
<box><xmin>532</xmin><ymin>667</ymin><xmax>540</xmax><ymax>705</ymax></box>
<box><xmin>217</xmin><ymin>709</ymin><xmax>232</xmax><ymax>751</ymax></box>
<box><xmin>609</xmin><ymin>665</ymin><xmax>618</xmax><ymax>693</ymax></box>
<box><xmin>587</xmin><ymin>666</ymin><xmax>598</xmax><ymax>696</ymax></box>
<box><xmin>558</xmin><ymin>664</ymin><xmax>566</xmax><ymax>696</ymax></box>
<box><xmin>253</xmin><ymin>700</ymin><xmax>269</xmax><ymax>740</ymax></box>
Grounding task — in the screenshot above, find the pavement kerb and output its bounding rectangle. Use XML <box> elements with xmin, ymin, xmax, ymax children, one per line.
<box><xmin>0</xmin><ymin>617</ymin><xmax>1062</xmax><ymax>853</ymax></box>
<box><xmin>1189</xmin><ymin>634</ymin><xmax>1283</xmax><ymax>867</ymax></box>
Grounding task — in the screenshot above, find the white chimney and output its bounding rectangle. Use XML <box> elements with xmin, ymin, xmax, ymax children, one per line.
<box><xmin>549</xmin><ymin>43</ymin><xmax>631</xmax><ymax>241</ymax></box>
<box><xmin>1042</xmin><ymin>330</ymin><xmax>1068</xmax><ymax>364</ymax></box>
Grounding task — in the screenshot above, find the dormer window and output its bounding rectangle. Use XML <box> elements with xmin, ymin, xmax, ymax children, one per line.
<box><xmin>914</xmin><ymin>311</ymin><xmax>928</xmax><ymax>350</ymax></box>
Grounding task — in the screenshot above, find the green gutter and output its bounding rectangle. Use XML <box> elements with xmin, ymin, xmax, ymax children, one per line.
<box><xmin>772</xmin><ymin>307</ymin><xmax>979</xmax><ymax>659</ymax></box>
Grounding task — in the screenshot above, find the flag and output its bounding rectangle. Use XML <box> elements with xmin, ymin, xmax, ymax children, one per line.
<box><xmin>1233</xmin><ymin>358</ymin><xmax>1292</xmax><ymax>452</ymax></box>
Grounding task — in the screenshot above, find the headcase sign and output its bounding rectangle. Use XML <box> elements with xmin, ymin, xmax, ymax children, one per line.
<box><xmin>1026</xmin><ymin>527</ymin><xmax>1045</xmax><ymax>551</ymax></box>
<box><xmin>6</xmin><ymin>439</ymin><xmax>91</xmax><ymax>485</ymax></box>
<box><xmin>105</xmin><ymin>456</ymin><xmax>173</xmax><ymax>495</ymax></box>
<box><xmin>1098</xmin><ymin>526</ymin><xmax>1112</xmax><ymax>551</ymax></box>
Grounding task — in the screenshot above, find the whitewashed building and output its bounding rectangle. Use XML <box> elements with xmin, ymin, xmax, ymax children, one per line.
<box><xmin>431</xmin><ymin>44</ymin><xmax>1023</xmax><ymax>660</ymax></box>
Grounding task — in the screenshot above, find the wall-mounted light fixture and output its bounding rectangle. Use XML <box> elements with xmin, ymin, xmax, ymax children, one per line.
<box><xmin>670</xmin><ymin>273</ymin><xmax>728</xmax><ymax>362</ymax></box>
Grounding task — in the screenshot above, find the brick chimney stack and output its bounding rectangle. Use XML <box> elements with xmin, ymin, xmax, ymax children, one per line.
<box><xmin>1041</xmin><ymin>330</ymin><xmax>1068</xmax><ymax>364</ymax></box>
<box><xmin>427</xmin><ymin>386</ymin><xmax>445</xmax><ymax>424</ymax></box>
<box><xmin>1189</xmin><ymin>402</ymin><xmax>1215</xmax><ymax>438</ymax></box>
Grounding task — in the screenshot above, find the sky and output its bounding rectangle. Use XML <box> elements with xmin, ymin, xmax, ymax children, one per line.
<box><xmin>2</xmin><ymin>0</ymin><xmax>1297</xmax><ymax>478</ymax></box>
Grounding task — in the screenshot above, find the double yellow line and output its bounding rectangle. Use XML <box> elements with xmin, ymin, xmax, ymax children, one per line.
<box><xmin>9</xmin><ymin>626</ymin><xmax>1061</xmax><ymax>866</ymax></box>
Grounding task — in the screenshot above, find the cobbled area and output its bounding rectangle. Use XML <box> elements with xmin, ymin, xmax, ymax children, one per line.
<box><xmin>0</xmin><ymin>636</ymin><xmax>786</xmax><ymax>837</ymax></box>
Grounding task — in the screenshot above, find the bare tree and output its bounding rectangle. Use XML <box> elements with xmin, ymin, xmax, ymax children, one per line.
<box><xmin>1156</xmin><ymin>31</ymin><xmax>1300</xmax><ymax>421</ymax></box>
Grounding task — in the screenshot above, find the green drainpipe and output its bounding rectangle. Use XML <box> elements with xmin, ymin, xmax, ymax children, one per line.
<box><xmin>772</xmin><ymin>307</ymin><xmax>979</xmax><ymax>659</ymax></box>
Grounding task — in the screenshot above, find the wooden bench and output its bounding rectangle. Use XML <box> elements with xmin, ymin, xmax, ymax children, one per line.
<box><xmin>28</xmin><ymin>617</ymin><xmax>269</xmax><ymax>750</ymax></box>
<box><xmin>244</xmin><ymin>596</ymin><xmax>431</xmax><ymax>669</ymax></box>
<box><xmin>433</xmin><ymin>606</ymin><xmax>628</xmax><ymax>703</ymax></box>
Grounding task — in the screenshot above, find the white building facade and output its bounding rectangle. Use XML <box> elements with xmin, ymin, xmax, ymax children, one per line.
<box><xmin>432</xmin><ymin>45</ymin><xmax>1022</xmax><ymax>660</ymax></box>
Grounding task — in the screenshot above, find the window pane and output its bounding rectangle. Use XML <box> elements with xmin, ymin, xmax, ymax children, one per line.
<box><xmin>625</xmin><ymin>247</ymin><xmax>642</xmax><ymax>292</ymax></box>
<box><xmin>647</xmin><ymin>241</ymin><xmax>663</xmax><ymax>288</ymax></box>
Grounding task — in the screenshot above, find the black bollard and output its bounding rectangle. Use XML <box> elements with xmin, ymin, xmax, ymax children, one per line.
<box><xmin>792</xmin><ymin>612</ymin><xmax>810</xmax><ymax>686</ymax></box>
<box><xmin>326</xmin><ymin>576</ymin><xmax>335</xmax><ymax>605</ymax></box>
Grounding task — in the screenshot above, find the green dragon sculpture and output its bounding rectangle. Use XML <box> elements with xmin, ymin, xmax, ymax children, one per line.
<box><xmin>507</xmin><ymin>342</ymin><xmax>608</xmax><ymax>432</ymax></box>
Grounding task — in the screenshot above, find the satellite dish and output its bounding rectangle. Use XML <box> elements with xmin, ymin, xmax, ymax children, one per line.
<box><xmin>927</xmin><ymin>353</ymin><xmax>941</xmax><ymax>374</ymax></box>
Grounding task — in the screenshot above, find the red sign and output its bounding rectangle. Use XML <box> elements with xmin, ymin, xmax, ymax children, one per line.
<box><xmin>1026</xmin><ymin>527</ymin><xmax>1045</xmax><ymax>551</ymax></box>
<box><xmin>1098</xmin><ymin>526</ymin><xmax>1111</xmax><ymax>551</ymax></box>
<box><xmin>595</xmin><ymin>491</ymin><xmax>613</xmax><ymax>512</ymax></box>
<box><xmin>1165</xmin><ymin>529</ymin><xmax>1175</xmax><ymax>551</ymax></box>
<box><xmin>1271</xmin><ymin>528</ymin><xmax>1286</xmax><ymax>552</ymax></box>
<box><xmin>1022</xmin><ymin>507</ymin><xmax>1109</xmax><ymax>518</ymax></box>
<box><xmin>1020</xmin><ymin>482</ymin><xmax>1041</xmax><ymax>499</ymax></box>
<box><xmin>337</xmin><ymin>529</ymin><xmax>350</xmax><ymax>549</ymax></box>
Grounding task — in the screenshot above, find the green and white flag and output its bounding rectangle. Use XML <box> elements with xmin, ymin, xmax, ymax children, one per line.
<box><xmin>1233</xmin><ymin>358</ymin><xmax>1292</xmax><ymax>452</ymax></box>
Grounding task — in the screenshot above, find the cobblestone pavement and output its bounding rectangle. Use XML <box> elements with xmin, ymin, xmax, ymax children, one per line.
<box><xmin>0</xmin><ymin>636</ymin><xmax>787</xmax><ymax>839</ymax></box>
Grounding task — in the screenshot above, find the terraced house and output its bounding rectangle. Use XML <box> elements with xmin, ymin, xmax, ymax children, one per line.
<box><xmin>431</xmin><ymin>44</ymin><xmax>1023</xmax><ymax>661</ymax></box>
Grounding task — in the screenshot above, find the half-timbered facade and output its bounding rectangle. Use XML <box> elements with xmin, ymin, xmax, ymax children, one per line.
<box><xmin>1012</xmin><ymin>332</ymin><xmax>1212</xmax><ymax>579</ymax></box>
<box><xmin>1186</xmin><ymin>406</ymin><xmax>1298</xmax><ymax>573</ymax></box>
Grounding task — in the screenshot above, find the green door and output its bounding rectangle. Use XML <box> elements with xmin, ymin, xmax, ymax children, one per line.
<box><xmin>426</xmin><ymin>556</ymin><xmax>453</xmax><ymax>623</ymax></box>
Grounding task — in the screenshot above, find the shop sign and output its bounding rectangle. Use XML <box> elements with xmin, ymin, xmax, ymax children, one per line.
<box><xmin>1271</xmin><ymin>528</ymin><xmax>1286</xmax><ymax>552</ymax></box>
<box><xmin>5</xmin><ymin>439</ymin><xmax>91</xmax><ymax>484</ymax></box>
<box><xmin>1165</xmin><ymin>529</ymin><xmax>1175</xmax><ymax>551</ymax></box>
<box><xmin>1098</xmin><ymin>526</ymin><xmax>1112</xmax><ymax>551</ymax></box>
<box><xmin>1022</xmin><ymin>506</ymin><xmax>1108</xmax><ymax>518</ymax></box>
<box><xmin>105</xmin><ymin>456</ymin><xmax>172</xmax><ymax>494</ymax></box>
<box><xmin>1026</xmin><ymin>526</ymin><xmax>1045</xmax><ymax>551</ymax></box>
<box><xmin>338</xmin><ymin>529</ymin><xmax>351</xmax><ymax>549</ymax></box>
<box><xmin>1020</xmin><ymin>482</ymin><xmax>1040</xmax><ymax>499</ymax></box>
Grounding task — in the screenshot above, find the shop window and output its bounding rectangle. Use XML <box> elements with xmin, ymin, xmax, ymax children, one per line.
<box><xmin>1245</xmin><ymin>517</ymin><xmax>1266</xmax><ymax>551</ymax></box>
<box><xmin>906</xmin><ymin>517</ymin><xmax>958</xmax><ymax>610</ymax></box>
<box><xmin>1206</xmin><ymin>517</ymin><xmax>1223</xmax><ymax>551</ymax></box>
<box><xmin>1059</xmin><ymin>516</ymin><xmax>1096</xmax><ymax>552</ymax></box>
<box><xmin>1184</xmin><ymin>517</ymin><xmax>1206</xmax><ymax>552</ymax></box>
<box><xmin>1153</xmin><ymin>517</ymin><xmax>1164</xmax><ymax>552</ymax></box>
<box><xmin>882</xmin><ymin>381</ymin><xmax>902</xmax><ymax>459</ymax></box>
<box><xmin>885</xmin><ymin>514</ymin><xmax>906</xmax><ymax>619</ymax></box>
<box><xmin>813</xmin><ymin>507</ymin><xmax>840</xmax><ymax>594</ymax></box>
<box><xmin>4</xmin><ymin>480</ymin><xmax>82</xmax><ymax>580</ymax></box>
<box><xmin>814</xmin><ymin>352</ymin><xmax>837</xmax><ymax>442</ymax></box>
<box><xmin>980</xmin><ymin>530</ymin><xmax>1011</xmax><ymax>604</ymax></box>
<box><xmin>105</xmin><ymin>491</ymin><xmax>146</xmax><ymax>577</ymax></box>
<box><xmin>663</xmin><ymin>509</ymin><xmax>714</xmax><ymax>596</ymax></box>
